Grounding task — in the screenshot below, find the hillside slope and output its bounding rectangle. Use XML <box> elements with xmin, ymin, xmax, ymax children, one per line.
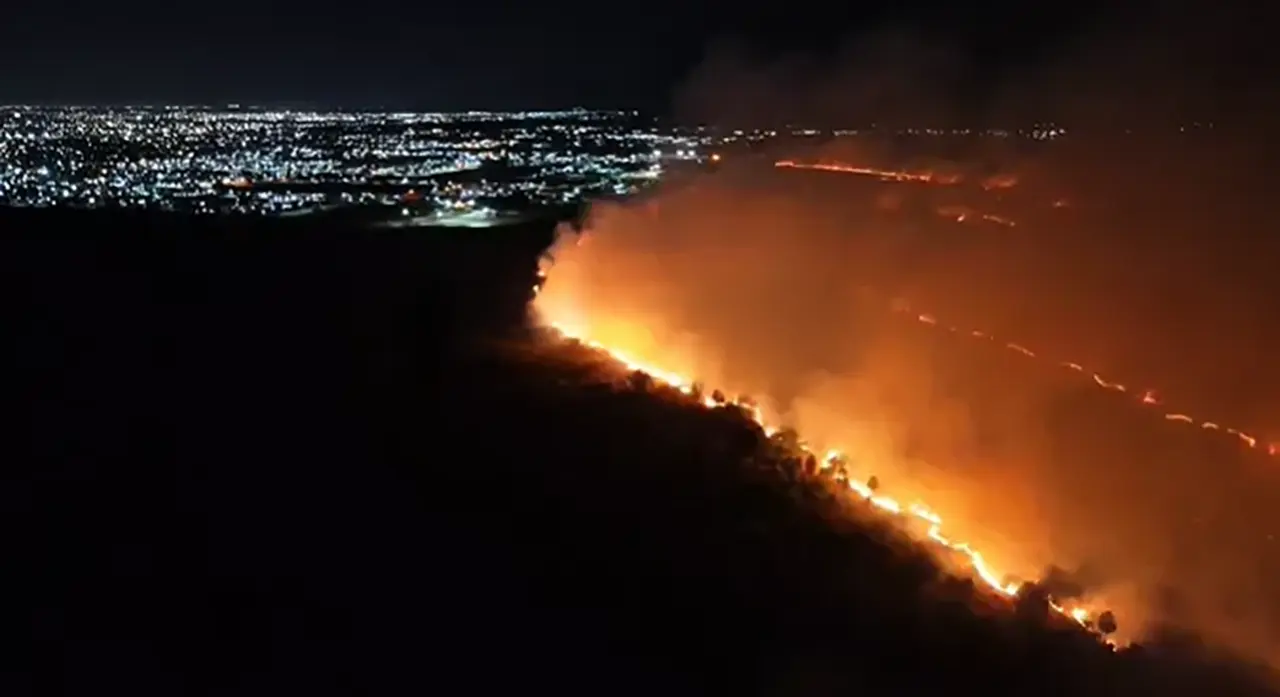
<box><xmin>3</xmin><ymin>208</ymin><xmax>1275</xmax><ymax>695</ymax></box>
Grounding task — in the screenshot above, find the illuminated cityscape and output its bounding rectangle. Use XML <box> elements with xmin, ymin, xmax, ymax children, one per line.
<box><xmin>0</xmin><ymin>106</ymin><xmax>1089</xmax><ymax>220</ymax></box>
<box><xmin>0</xmin><ymin>106</ymin><xmax>1121</xmax><ymax>222</ymax></box>
<box><xmin>0</xmin><ymin>107</ymin><xmax>715</xmax><ymax>218</ymax></box>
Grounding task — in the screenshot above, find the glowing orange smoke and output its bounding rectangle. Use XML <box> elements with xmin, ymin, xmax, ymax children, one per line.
<box><xmin>530</xmin><ymin>272</ymin><xmax>1118</xmax><ymax>648</ymax></box>
<box><xmin>770</xmin><ymin>160</ymin><xmax>1261</xmax><ymax>450</ymax></box>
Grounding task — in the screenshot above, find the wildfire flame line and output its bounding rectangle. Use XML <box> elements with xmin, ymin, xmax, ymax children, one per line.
<box><xmin>531</xmin><ymin>274</ymin><xmax>1115</xmax><ymax>647</ymax></box>
<box><xmin>774</xmin><ymin>160</ymin><xmax>1021</xmax><ymax>192</ymax></box>
<box><xmin>775</xmin><ymin>161</ymin><xmax>1022</xmax><ymax>226</ymax></box>
<box><xmin>775</xmin><ymin>160</ymin><xmax>962</xmax><ymax>184</ymax></box>
<box><xmin>900</xmin><ymin>306</ymin><xmax>1276</xmax><ymax>457</ymax></box>
<box><xmin>772</xmin><ymin>159</ymin><xmax>1263</xmax><ymax>454</ymax></box>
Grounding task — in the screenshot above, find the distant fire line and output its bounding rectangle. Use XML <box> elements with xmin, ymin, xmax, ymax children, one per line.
<box><xmin>775</xmin><ymin>160</ymin><xmax>964</xmax><ymax>185</ymax></box>
<box><xmin>774</xmin><ymin>159</ymin><xmax>1262</xmax><ymax>452</ymax></box>
<box><xmin>899</xmin><ymin>305</ymin><xmax>1276</xmax><ymax>457</ymax></box>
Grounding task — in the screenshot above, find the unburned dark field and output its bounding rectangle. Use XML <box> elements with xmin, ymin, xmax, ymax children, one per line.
<box><xmin>4</xmin><ymin>207</ymin><xmax>1278</xmax><ymax>695</ymax></box>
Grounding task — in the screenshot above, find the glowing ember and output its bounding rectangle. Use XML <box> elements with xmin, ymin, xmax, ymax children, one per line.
<box><xmin>980</xmin><ymin>213</ymin><xmax>1017</xmax><ymax>227</ymax></box>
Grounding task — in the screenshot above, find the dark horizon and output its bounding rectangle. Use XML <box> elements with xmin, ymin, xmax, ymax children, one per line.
<box><xmin>0</xmin><ymin>0</ymin><xmax>1170</xmax><ymax>111</ymax></box>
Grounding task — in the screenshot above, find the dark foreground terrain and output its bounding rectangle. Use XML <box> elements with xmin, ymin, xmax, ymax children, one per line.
<box><xmin>4</xmin><ymin>207</ymin><xmax>1279</xmax><ymax>695</ymax></box>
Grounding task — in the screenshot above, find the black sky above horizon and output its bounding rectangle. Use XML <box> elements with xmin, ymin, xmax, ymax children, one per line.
<box><xmin>1</xmin><ymin>0</ymin><xmax>1128</xmax><ymax>110</ymax></box>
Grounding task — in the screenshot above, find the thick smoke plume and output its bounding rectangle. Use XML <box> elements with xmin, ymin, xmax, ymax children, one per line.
<box><xmin>535</xmin><ymin>0</ymin><xmax>1280</xmax><ymax>667</ymax></box>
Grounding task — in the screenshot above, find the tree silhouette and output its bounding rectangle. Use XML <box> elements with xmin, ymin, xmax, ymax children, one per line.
<box><xmin>1097</xmin><ymin>611</ymin><xmax>1118</xmax><ymax>636</ymax></box>
<box><xmin>627</xmin><ymin>370</ymin><xmax>653</xmax><ymax>393</ymax></box>
<box><xmin>1015</xmin><ymin>582</ymin><xmax>1052</xmax><ymax>623</ymax></box>
<box><xmin>803</xmin><ymin>453</ymin><xmax>818</xmax><ymax>477</ymax></box>
<box><xmin>781</xmin><ymin>456</ymin><xmax>801</xmax><ymax>481</ymax></box>
<box><xmin>771</xmin><ymin>428</ymin><xmax>802</xmax><ymax>453</ymax></box>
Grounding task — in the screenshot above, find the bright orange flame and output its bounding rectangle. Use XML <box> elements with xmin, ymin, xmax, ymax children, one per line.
<box><xmin>531</xmin><ymin>277</ymin><xmax>1117</xmax><ymax>647</ymax></box>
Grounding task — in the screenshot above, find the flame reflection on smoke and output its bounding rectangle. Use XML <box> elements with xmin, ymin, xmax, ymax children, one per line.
<box><xmin>531</xmin><ymin>249</ymin><xmax>1125</xmax><ymax>647</ymax></box>
<box><xmin>529</xmin><ymin>179</ymin><xmax>1280</xmax><ymax>667</ymax></box>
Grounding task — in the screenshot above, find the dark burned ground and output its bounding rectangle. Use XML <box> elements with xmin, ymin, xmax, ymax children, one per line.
<box><xmin>3</xmin><ymin>207</ymin><xmax>1278</xmax><ymax>695</ymax></box>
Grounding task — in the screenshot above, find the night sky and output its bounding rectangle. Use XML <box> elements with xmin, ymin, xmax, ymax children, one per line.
<box><xmin>0</xmin><ymin>0</ymin><xmax>1131</xmax><ymax>110</ymax></box>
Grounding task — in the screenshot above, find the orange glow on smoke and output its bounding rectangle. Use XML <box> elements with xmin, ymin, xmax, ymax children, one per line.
<box><xmin>531</xmin><ymin>269</ymin><xmax>1119</xmax><ymax>648</ymax></box>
